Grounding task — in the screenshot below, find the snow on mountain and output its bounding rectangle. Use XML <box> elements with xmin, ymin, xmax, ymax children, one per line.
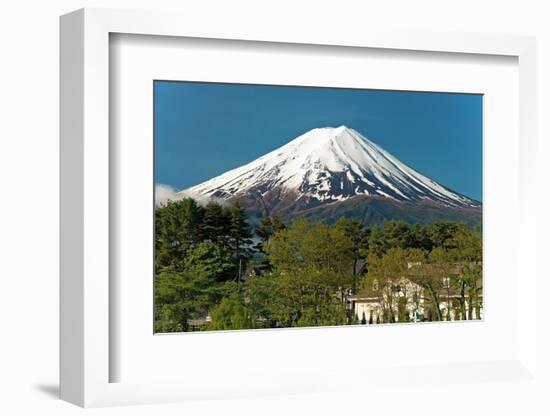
<box><xmin>180</xmin><ymin>126</ymin><xmax>480</xmax><ymax>208</ymax></box>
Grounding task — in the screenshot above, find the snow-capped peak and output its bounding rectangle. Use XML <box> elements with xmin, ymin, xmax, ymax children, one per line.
<box><xmin>179</xmin><ymin>126</ymin><xmax>480</xmax><ymax>208</ymax></box>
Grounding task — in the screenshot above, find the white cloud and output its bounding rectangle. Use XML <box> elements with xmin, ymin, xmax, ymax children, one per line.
<box><xmin>155</xmin><ymin>184</ymin><xmax>185</xmax><ymax>206</ymax></box>
<box><xmin>155</xmin><ymin>183</ymin><xmax>229</xmax><ymax>207</ymax></box>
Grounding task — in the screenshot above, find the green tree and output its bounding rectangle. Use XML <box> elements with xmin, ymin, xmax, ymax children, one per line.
<box><xmin>368</xmin><ymin>220</ymin><xmax>412</xmax><ymax>257</ymax></box>
<box><xmin>410</xmin><ymin>223</ymin><xmax>435</xmax><ymax>251</ymax></box>
<box><xmin>201</xmin><ymin>201</ymin><xmax>231</xmax><ymax>245</ymax></box>
<box><xmin>428</xmin><ymin>222</ymin><xmax>462</xmax><ymax>250</ymax></box>
<box><xmin>255</xmin><ymin>215</ymin><xmax>287</xmax><ymax>253</ymax></box>
<box><xmin>228</xmin><ymin>203</ymin><xmax>253</xmax><ymax>282</ymax></box>
<box><xmin>263</xmin><ymin>267</ymin><xmax>348</xmax><ymax>328</ymax></box>
<box><xmin>244</xmin><ymin>274</ymin><xmax>277</xmax><ymax>327</ymax></box>
<box><xmin>266</xmin><ymin>219</ymin><xmax>354</xmax><ymax>276</ymax></box>
<box><xmin>265</xmin><ymin>219</ymin><xmax>356</xmax><ymax>305</ymax></box>
<box><xmin>406</xmin><ymin>248</ymin><xmax>445</xmax><ymax>321</ymax></box>
<box><xmin>154</xmin><ymin>267</ymin><xmax>215</xmax><ymax>332</ymax></box>
<box><xmin>209</xmin><ymin>295</ymin><xmax>256</xmax><ymax>330</ymax></box>
<box><xmin>229</xmin><ymin>204</ymin><xmax>253</xmax><ymax>257</ymax></box>
<box><xmin>367</xmin><ymin>247</ymin><xmax>409</xmax><ymax>323</ymax></box>
<box><xmin>155</xmin><ymin>198</ymin><xmax>204</xmax><ymax>270</ymax></box>
<box><xmin>397</xmin><ymin>296</ymin><xmax>409</xmax><ymax>322</ymax></box>
<box><xmin>255</xmin><ymin>215</ymin><xmax>273</xmax><ymax>252</ymax></box>
<box><xmin>429</xmin><ymin>247</ymin><xmax>455</xmax><ymax>320</ymax></box>
<box><xmin>271</xmin><ymin>215</ymin><xmax>286</xmax><ymax>234</ymax></box>
<box><xmin>448</xmin><ymin>226</ymin><xmax>482</xmax><ymax>319</ymax></box>
<box><xmin>185</xmin><ymin>241</ymin><xmax>236</xmax><ymax>282</ymax></box>
<box><xmin>335</xmin><ymin>218</ymin><xmax>370</xmax><ymax>291</ymax></box>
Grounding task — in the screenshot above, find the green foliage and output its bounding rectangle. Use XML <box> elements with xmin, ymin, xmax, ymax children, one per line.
<box><xmin>185</xmin><ymin>241</ymin><xmax>236</xmax><ymax>282</ymax></box>
<box><xmin>427</xmin><ymin>222</ymin><xmax>463</xmax><ymax>249</ymax></box>
<box><xmin>155</xmin><ymin>198</ymin><xmax>204</xmax><ymax>270</ymax></box>
<box><xmin>271</xmin><ymin>216</ymin><xmax>287</xmax><ymax>234</ymax></box>
<box><xmin>154</xmin><ymin>199</ymin><xmax>248</xmax><ymax>332</ymax></box>
<box><xmin>366</xmin><ymin>247</ymin><xmax>410</xmax><ymax>323</ymax></box>
<box><xmin>410</xmin><ymin>223</ymin><xmax>435</xmax><ymax>251</ymax></box>
<box><xmin>228</xmin><ymin>203</ymin><xmax>253</xmax><ymax>261</ymax></box>
<box><xmin>201</xmin><ymin>201</ymin><xmax>231</xmax><ymax>245</ymax></box>
<box><xmin>368</xmin><ymin>220</ymin><xmax>474</xmax><ymax>257</ymax></box>
<box><xmin>255</xmin><ymin>215</ymin><xmax>287</xmax><ymax>252</ymax></box>
<box><xmin>335</xmin><ymin>218</ymin><xmax>370</xmax><ymax>288</ymax></box>
<box><xmin>154</xmin><ymin>268</ymin><xmax>216</xmax><ymax>332</ymax></box>
<box><xmin>265</xmin><ymin>219</ymin><xmax>354</xmax><ymax>276</ymax></box>
<box><xmin>258</xmin><ymin>267</ymin><xmax>348</xmax><ymax>328</ymax></box>
<box><xmin>369</xmin><ymin>221</ymin><xmax>412</xmax><ymax>257</ymax></box>
<box><xmin>154</xmin><ymin>197</ymin><xmax>482</xmax><ymax>331</ymax></box>
<box><xmin>209</xmin><ymin>295</ymin><xmax>256</xmax><ymax>330</ymax></box>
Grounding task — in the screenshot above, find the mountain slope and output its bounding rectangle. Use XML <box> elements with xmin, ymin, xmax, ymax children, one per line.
<box><xmin>180</xmin><ymin>126</ymin><xmax>481</xmax><ymax>225</ymax></box>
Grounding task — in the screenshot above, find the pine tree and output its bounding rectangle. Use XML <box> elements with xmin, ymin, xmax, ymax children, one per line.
<box><xmin>271</xmin><ymin>215</ymin><xmax>286</xmax><ymax>234</ymax></box>
<box><xmin>255</xmin><ymin>215</ymin><xmax>287</xmax><ymax>253</ymax></box>
<box><xmin>335</xmin><ymin>218</ymin><xmax>369</xmax><ymax>291</ymax></box>
<box><xmin>155</xmin><ymin>198</ymin><xmax>204</xmax><ymax>271</ymax></box>
<box><xmin>200</xmin><ymin>201</ymin><xmax>231</xmax><ymax>246</ymax></box>
<box><xmin>228</xmin><ymin>203</ymin><xmax>253</xmax><ymax>281</ymax></box>
<box><xmin>255</xmin><ymin>215</ymin><xmax>273</xmax><ymax>252</ymax></box>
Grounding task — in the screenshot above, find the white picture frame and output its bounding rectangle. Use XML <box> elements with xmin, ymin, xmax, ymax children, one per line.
<box><xmin>60</xmin><ymin>7</ymin><xmax>538</xmax><ymax>408</ymax></box>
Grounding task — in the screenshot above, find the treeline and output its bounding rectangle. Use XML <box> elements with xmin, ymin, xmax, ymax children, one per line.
<box><xmin>154</xmin><ymin>198</ymin><xmax>482</xmax><ymax>332</ymax></box>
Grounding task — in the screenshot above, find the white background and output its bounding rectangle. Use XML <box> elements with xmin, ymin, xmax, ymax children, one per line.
<box><xmin>1</xmin><ymin>1</ymin><xmax>549</xmax><ymax>415</ymax></box>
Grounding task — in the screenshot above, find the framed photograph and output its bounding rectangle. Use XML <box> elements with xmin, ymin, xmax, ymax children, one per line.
<box><xmin>153</xmin><ymin>81</ymin><xmax>483</xmax><ymax>333</ymax></box>
<box><xmin>60</xmin><ymin>8</ymin><xmax>538</xmax><ymax>408</ymax></box>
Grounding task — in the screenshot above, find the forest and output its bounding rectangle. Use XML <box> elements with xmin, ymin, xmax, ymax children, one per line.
<box><xmin>154</xmin><ymin>198</ymin><xmax>483</xmax><ymax>332</ymax></box>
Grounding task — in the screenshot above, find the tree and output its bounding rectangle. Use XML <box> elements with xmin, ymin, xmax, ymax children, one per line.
<box><xmin>266</xmin><ymin>219</ymin><xmax>354</xmax><ymax>275</ymax></box>
<box><xmin>229</xmin><ymin>204</ymin><xmax>253</xmax><ymax>254</ymax></box>
<box><xmin>155</xmin><ymin>198</ymin><xmax>204</xmax><ymax>270</ymax></box>
<box><xmin>429</xmin><ymin>247</ymin><xmax>455</xmax><ymax>320</ymax></box>
<box><xmin>244</xmin><ymin>274</ymin><xmax>277</xmax><ymax>327</ymax></box>
<box><xmin>154</xmin><ymin>267</ymin><xmax>216</xmax><ymax>332</ymax></box>
<box><xmin>410</xmin><ymin>223</ymin><xmax>435</xmax><ymax>251</ymax></box>
<box><xmin>228</xmin><ymin>203</ymin><xmax>253</xmax><ymax>282</ymax></box>
<box><xmin>255</xmin><ymin>215</ymin><xmax>273</xmax><ymax>252</ymax></box>
<box><xmin>448</xmin><ymin>226</ymin><xmax>482</xmax><ymax>319</ymax></box>
<box><xmin>185</xmin><ymin>241</ymin><xmax>236</xmax><ymax>282</ymax></box>
<box><xmin>406</xmin><ymin>248</ymin><xmax>445</xmax><ymax>321</ymax></box>
<box><xmin>368</xmin><ymin>221</ymin><xmax>412</xmax><ymax>257</ymax></box>
<box><xmin>366</xmin><ymin>247</ymin><xmax>409</xmax><ymax>323</ymax></box>
<box><xmin>200</xmin><ymin>201</ymin><xmax>231</xmax><ymax>245</ymax></box>
<box><xmin>397</xmin><ymin>296</ymin><xmax>409</xmax><ymax>322</ymax></box>
<box><xmin>261</xmin><ymin>267</ymin><xmax>348</xmax><ymax>328</ymax></box>
<box><xmin>335</xmin><ymin>218</ymin><xmax>370</xmax><ymax>291</ymax></box>
<box><xmin>428</xmin><ymin>222</ymin><xmax>462</xmax><ymax>250</ymax></box>
<box><xmin>271</xmin><ymin>215</ymin><xmax>286</xmax><ymax>234</ymax></box>
<box><xmin>246</xmin><ymin>219</ymin><xmax>357</xmax><ymax>328</ymax></box>
<box><xmin>265</xmin><ymin>219</ymin><xmax>356</xmax><ymax>306</ymax></box>
<box><xmin>255</xmin><ymin>215</ymin><xmax>287</xmax><ymax>253</ymax></box>
<box><xmin>209</xmin><ymin>295</ymin><xmax>255</xmax><ymax>330</ymax></box>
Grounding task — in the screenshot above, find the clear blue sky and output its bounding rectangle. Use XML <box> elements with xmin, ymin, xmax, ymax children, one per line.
<box><xmin>154</xmin><ymin>81</ymin><xmax>483</xmax><ymax>202</ymax></box>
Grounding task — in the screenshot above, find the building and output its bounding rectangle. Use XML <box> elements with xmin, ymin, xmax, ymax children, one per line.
<box><xmin>349</xmin><ymin>262</ymin><xmax>483</xmax><ymax>324</ymax></box>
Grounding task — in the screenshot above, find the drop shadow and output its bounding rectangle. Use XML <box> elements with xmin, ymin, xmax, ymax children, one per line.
<box><xmin>34</xmin><ymin>383</ymin><xmax>59</xmax><ymax>399</ymax></box>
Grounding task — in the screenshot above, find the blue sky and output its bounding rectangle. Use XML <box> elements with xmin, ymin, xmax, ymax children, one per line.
<box><xmin>154</xmin><ymin>81</ymin><xmax>483</xmax><ymax>202</ymax></box>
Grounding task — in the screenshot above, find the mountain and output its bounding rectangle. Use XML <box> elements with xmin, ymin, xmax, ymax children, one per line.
<box><xmin>180</xmin><ymin>126</ymin><xmax>482</xmax><ymax>226</ymax></box>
